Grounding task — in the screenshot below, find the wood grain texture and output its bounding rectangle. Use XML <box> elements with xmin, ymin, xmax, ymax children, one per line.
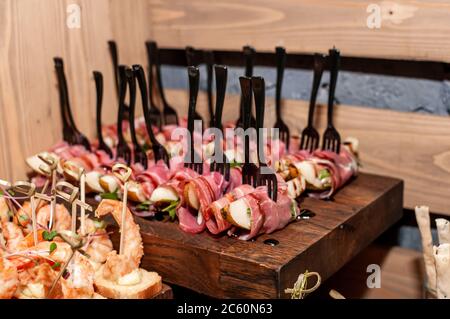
<box><xmin>149</xmin><ymin>0</ymin><xmax>450</xmax><ymax>63</ymax></box>
<box><xmin>128</xmin><ymin>173</ymin><xmax>403</xmax><ymax>298</ymax></box>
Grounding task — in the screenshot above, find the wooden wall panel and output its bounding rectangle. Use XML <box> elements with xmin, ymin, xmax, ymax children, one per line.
<box><xmin>1</xmin><ymin>0</ymin><xmax>450</xmax><ymax>215</ymax></box>
<box><xmin>149</xmin><ymin>0</ymin><xmax>450</xmax><ymax>63</ymax></box>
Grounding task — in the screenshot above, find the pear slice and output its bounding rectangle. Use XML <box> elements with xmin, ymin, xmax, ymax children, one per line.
<box><xmin>184</xmin><ymin>184</ymin><xmax>200</xmax><ymax>210</ymax></box>
<box><xmin>26</xmin><ymin>152</ymin><xmax>59</xmax><ymax>176</ymax></box>
<box><xmin>149</xmin><ymin>186</ymin><xmax>179</xmax><ymax>204</ymax></box>
<box><xmin>99</xmin><ymin>175</ymin><xmax>119</xmax><ymax>193</ymax></box>
<box><xmin>127</xmin><ymin>181</ymin><xmax>147</xmax><ymax>203</ymax></box>
<box><xmin>227</xmin><ymin>198</ymin><xmax>251</xmax><ymax>230</ymax></box>
<box><xmin>85</xmin><ymin>171</ymin><xmax>104</xmax><ymax>193</ymax></box>
<box><xmin>286</xmin><ymin>177</ymin><xmax>306</xmax><ymax>199</ymax></box>
<box><xmin>293</xmin><ymin>161</ymin><xmax>321</xmax><ymax>188</ymax></box>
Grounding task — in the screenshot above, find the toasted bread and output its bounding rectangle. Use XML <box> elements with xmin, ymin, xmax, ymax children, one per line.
<box><xmin>94</xmin><ymin>267</ymin><xmax>162</xmax><ymax>299</ymax></box>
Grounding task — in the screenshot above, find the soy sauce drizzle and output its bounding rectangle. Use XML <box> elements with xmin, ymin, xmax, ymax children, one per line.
<box><xmin>298</xmin><ymin>209</ymin><xmax>316</xmax><ymax>220</ymax></box>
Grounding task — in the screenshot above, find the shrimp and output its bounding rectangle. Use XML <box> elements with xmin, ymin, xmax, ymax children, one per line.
<box><xmin>0</xmin><ymin>197</ymin><xmax>11</xmax><ymax>224</ymax></box>
<box><xmin>95</xmin><ymin>199</ymin><xmax>143</xmax><ymax>269</ymax></box>
<box><xmin>1</xmin><ymin>221</ymin><xmax>26</xmax><ymax>251</ymax></box>
<box><xmin>61</xmin><ymin>252</ymin><xmax>95</xmax><ymax>299</ymax></box>
<box><xmin>0</xmin><ymin>251</ymin><xmax>19</xmax><ymax>299</ymax></box>
<box><xmin>102</xmin><ymin>250</ymin><xmax>136</xmax><ymax>282</ymax></box>
<box><xmin>34</xmin><ymin>241</ymin><xmax>73</xmax><ymax>264</ymax></box>
<box><xmin>37</xmin><ymin>204</ymin><xmax>71</xmax><ymax>232</ymax></box>
<box><xmin>81</xmin><ymin>218</ymin><xmax>113</xmax><ymax>265</ymax></box>
<box><xmin>15</xmin><ymin>262</ymin><xmax>60</xmax><ymax>299</ymax></box>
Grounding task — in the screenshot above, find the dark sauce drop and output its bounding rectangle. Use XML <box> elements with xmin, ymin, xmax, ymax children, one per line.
<box><xmin>298</xmin><ymin>209</ymin><xmax>316</xmax><ymax>220</ymax></box>
<box><xmin>263</xmin><ymin>239</ymin><xmax>279</xmax><ymax>246</ymax></box>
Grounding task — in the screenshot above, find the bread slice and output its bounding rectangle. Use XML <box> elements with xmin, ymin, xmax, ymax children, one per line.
<box><xmin>94</xmin><ymin>267</ymin><xmax>162</xmax><ymax>299</ymax></box>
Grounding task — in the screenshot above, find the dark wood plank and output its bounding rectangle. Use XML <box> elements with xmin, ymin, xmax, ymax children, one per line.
<box><xmin>133</xmin><ymin>173</ymin><xmax>403</xmax><ymax>298</ymax></box>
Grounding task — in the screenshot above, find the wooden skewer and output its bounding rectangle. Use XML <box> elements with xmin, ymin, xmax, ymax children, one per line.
<box><xmin>55</xmin><ymin>181</ymin><xmax>79</xmax><ymax>234</ymax></box>
<box><xmin>112</xmin><ymin>163</ymin><xmax>132</xmax><ymax>256</ymax></box>
<box><xmin>30</xmin><ymin>196</ymin><xmax>38</xmax><ymax>246</ymax></box>
<box><xmin>119</xmin><ymin>182</ymin><xmax>129</xmax><ymax>255</ymax></box>
<box><xmin>80</xmin><ymin>172</ymin><xmax>86</xmax><ymax>236</ymax></box>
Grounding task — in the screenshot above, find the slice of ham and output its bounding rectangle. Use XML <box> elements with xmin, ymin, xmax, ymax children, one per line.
<box><xmin>205</xmin><ymin>184</ymin><xmax>254</xmax><ymax>235</ymax></box>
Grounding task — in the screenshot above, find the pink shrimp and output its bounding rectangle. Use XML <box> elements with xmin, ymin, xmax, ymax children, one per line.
<box><xmin>0</xmin><ymin>251</ymin><xmax>19</xmax><ymax>299</ymax></box>
<box><xmin>36</xmin><ymin>204</ymin><xmax>71</xmax><ymax>232</ymax></box>
<box><xmin>61</xmin><ymin>253</ymin><xmax>95</xmax><ymax>299</ymax></box>
<box><xmin>81</xmin><ymin>218</ymin><xmax>113</xmax><ymax>265</ymax></box>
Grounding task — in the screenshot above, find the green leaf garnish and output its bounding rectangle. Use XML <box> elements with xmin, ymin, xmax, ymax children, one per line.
<box><xmin>19</xmin><ymin>214</ymin><xmax>29</xmax><ymax>222</ymax></box>
<box><xmin>291</xmin><ymin>201</ymin><xmax>298</xmax><ymax>219</ymax></box>
<box><xmin>51</xmin><ymin>262</ymin><xmax>61</xmax><ymax>270</ymax></box>
<box><xmin>246</xmin><ymin>207</ymin><xmax>251</xmax><ymax>218</ymax></box>
<box><xmin>136</xmin><ymin>201</ymin><xmax>151</xmax><ymax>212</ymax></box>
<box><xmin>49</xmin><ymin>242</ymin><xmax>57</xmax><ymax>253</ymax></box>
<box><xmin>100</xmin><ymin>192</ymin><xmax>119</xmax><ymax>200</ymax></box>
<box><xmin>230</xmin><ymin>160</ymin><xmax>242</xmax><ymax>169</ymax></box>
<box><xmin>93</xmin><ymin>219</ymin><xmax>107</xmax><ymax>230</ymax></box>
<box><xmin>162</xmin><ymin>201</ymin><xmax>179</xmax><ymax>221</ymax></box>
<box><xmin>43</xmin><ymin>230</ymin><xmax>58</xmax><ymax>241</ymax></box>
<box><xmin>318</xmin><ymin>169</ymin><xmax>331</xmax><ymax>180</ymax></box>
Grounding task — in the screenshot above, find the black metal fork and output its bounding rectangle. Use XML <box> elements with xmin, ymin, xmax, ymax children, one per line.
<box><xmin>54</xmin><ymin>57</ymin><xmax>91</xmax><ymax>151</ymax></box>
<box><xmin>239</xmin><ymin>76</ymin><xmax>258</xmax><ymax>186</ymax></box>
<box><xmin>184</xmin><ymin>66</ymin><xmax>203</xmax><ymax>174</ymax></box>
<box><xmin>115</xmin><ymin>66</ymin><xmax>132</xmax><ymax>165</ymax></box>
<box><xmin>253</xmin><ymin>76</ymin><xmax>278</xmax><ymax>201</ymax></box>
<box><xmin>322</xmin><ymin>48</ymin><xmax>341</xmax><ymax>154</ymax></box>
<box><xmin>184</xmin><ymin>46</ymin><xmax>204</xmax><ymax>124</ymax></box>
<box><xmin>236</xmin><ymin>46</ymin><xmax>256</xmax><ymax>128</ymax></box>
<box><xmin>204</xmin><ymin>50</ymin><xmax>215</xmax><ymax>128</ymax></box>
<box><xmin>93</xmin><ymin>71</ymin><xmax>113</xmax><ymax>158</ymax></box>
<box><xmin>108</xmin><ymin>41</ymin><xmax>130</xmax><ymax>121</ymax></box>
<box><xmin>125</xmin><ymin>68</ymin><xmax>148</xmax><ymax>169</ymax></box>
<box><xmin>209</xmin><ymin>65</ymin><xmax>230</xmax><ymax>181</ymax></box>
<box><xmin>300</xmin><ymin>53</ymin><xmax>326</xmax><ymax>152</ymax></box>
<box><xmin>144</xmin><ymin>42</ymin><xmax>162</xmax><ymax>130</ymax></box>
<box><xmin>273</xmin><ymin>46</ymin><xmax>290</xmax><ymax>150</ymax></box>
<box><xmin>146</xmin><ymin>41</ymin><xmax>179</xmax><ymax>126</ymax></box>
<box><xmin>133</xmin><ymin>65</ymin><xmax>170</xmax><ymax>167</ymax></box>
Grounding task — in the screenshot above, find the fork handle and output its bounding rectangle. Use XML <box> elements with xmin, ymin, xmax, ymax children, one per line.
<box><xmin>308</xmin><ymin>53</ymin><xmax>326</xmax><ymax>127</ymax></box>
<box><xmin>145</xmin><ymin>43</ymin><xmax>159</xmax><ymax>112</ymax></box>
<box><xmin>252</xmin><ymin>76</ymin><xmax>266</xmax><ymax>165</ymax></box>
<box><xmin>205</xmin><ymin>51</ymin><xmax>215</xmax><ymax>128</ymax></box>
<box><xmin>187</xmin><ymin>66</ymin><xmax>200</xmax><ymax>134</ymax></box>
<box><xmin>275</xmin><ymin>47</ymin><xmax>286</xmax><ymax>121</ymax></box>
<box><xmin>327</xmin><ymin>49</ymin><xmax>340</xmax><ymax>127</ymax></box>
<box><xmin>54</xmin><ymin>58</ymin><xmax>75</xmax><ymax>141</ymax></box>
<box><xmin>93</xmin><ymin>71</ymin><xmax>105</xmax><ymax>145</ymax></box>
<box><xmin>239</xmin><ymin>77</ymin><xmax>252</xmax><ymax>164</ymax></box>
<box><xmin>125</xmin><ymin>68</ymin><xmax>141</xmax><ymax>151</ymax></box>
<box><xmin>133</xmin><ymin>65</ymin><xmax>160</xmax><ymax>146</ymax></box>
<box><xmin>108</xmin><ymin>41</ymin><xmax>120</xmax><ymax>100</ymax></box>
<box><xmin>214</xmin><ymin>65</ymin><xmax>227</xmax><ymax>131</ymax></box>
<box><xmin>117</xmin><ymin>66</ymin><xmax>128</xmax><ymax>145</ymax></box>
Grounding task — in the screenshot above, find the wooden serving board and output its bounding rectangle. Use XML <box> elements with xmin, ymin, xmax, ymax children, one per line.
<box><xmin>129</xmin><ymin>173</ymin><xmax>403</xmax><ymax>299</ymax></box>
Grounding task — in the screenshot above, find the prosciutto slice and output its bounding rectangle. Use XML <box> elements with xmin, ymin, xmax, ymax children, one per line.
<box><xmin>205</xmin><ymin>184</ymin><xmax>254</xmax><ymax>235</ymax></box>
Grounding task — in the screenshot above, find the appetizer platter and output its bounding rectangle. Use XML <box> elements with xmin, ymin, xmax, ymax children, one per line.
<box><xmin>1</xmin><ymin>43</ymin><xmax>403</xmax><ymax>299</ymax></box>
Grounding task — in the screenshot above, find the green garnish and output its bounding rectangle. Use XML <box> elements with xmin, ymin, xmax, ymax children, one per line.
<box><xmin>318</xmin><ymin>169</ymin><xmax>331</xmax><ymax>180</ymax></box>
<box><xmin>100</xmin><ymin>192</ymin><xmax>119</xmax><ymax>200</ymax></box>
<box><xmin>162</xmin><ymin>201</ymin><xmax>179</xmax><ymax>221</ymax></box>
<box><xmin>142</xmin><ymin>143</ymin><xmax>151</xmax><ymax>152</ymax></box>
<box><xmin>43</xmin><ymin>230</ymin><xmax>58</xmax><ymax>241</ymax></box>
<box><xmin>291</xmin><ymin>201</ymin><xmax>298</xmax><ymax>219</ymax></box>
<box><xmin>230</xmin><ymin>160</ymin><xmax>242</xmax><ymax>169</ymax></box>
<box><xmin>93</xmin><ymin>219</ymin><xmax>107</xmax><ymax>230</ymax></box>
<box><xmin>49</xmin><ymin>242</ymin><xmax>57</xmax><ymax>253</ymax></box>
<box><xmin>51</xmin><ymin>262</ymin><xmax>61</xmax><ymax>270</ymax></box>
<box><xmin>246</xmin><ymin>207</ymin><xmax>251</xmax><ymax>218</ymax></box>
<box><xmin>19</xmin><ymin>214</ymin><xmax>29</xmax><ymax>222</ymax></box>
<box><xmin>136</xmin><ymin>201</ymin><xmax>151</xmax><ymax>212</ymax></box>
